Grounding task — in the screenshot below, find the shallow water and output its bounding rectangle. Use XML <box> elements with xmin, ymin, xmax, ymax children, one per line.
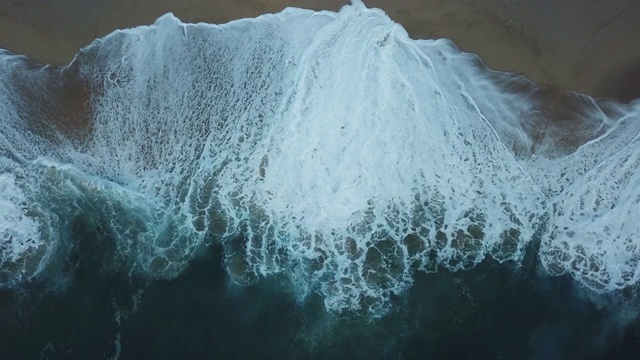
<box><xmin>1</xmin><ymin>2</ymin><xmax>640</xmax><ymax>358</ymax></box>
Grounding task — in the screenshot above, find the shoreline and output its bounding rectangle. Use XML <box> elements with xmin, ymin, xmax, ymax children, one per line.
<box><xmin>0</xmin><ymin>1</ymin><xmax>639</xmax><ymax>100</ymax></box>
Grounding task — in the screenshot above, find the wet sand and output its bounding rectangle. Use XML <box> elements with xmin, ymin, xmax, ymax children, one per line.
<box><xmin>0</xmin><ymin>0</ymin><xmax>639</xmax><ymax>100</ymax></box>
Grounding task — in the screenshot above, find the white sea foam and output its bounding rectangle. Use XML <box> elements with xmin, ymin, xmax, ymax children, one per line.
<box><xmin>0</xmin><ymin>173</ymin><xmax>43</xmax><ymax>277</ymax></box>
<box><xmin>0</xmin><ymin>3</ymin><xmax>639</xmax><ymax>313</ymax></box>
<box><xmin>532</xmin><ymin>101</ymin><xmax>640</xmax><ymax>292</ymax></box>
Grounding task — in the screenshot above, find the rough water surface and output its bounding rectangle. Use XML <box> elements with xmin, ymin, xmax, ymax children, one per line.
<box><xmin>1</xmin><ymin>2</ymin><xmax>640</xmax><ymax>358</ymax></box>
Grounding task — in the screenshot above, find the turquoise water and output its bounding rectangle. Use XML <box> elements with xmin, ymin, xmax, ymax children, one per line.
<box><xmin>1</xmin><ymin>2</ymin><xmax>640</xmax><ymax>358</ymax></box>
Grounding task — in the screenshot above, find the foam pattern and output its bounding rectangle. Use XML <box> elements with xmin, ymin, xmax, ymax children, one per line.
<box><xmin>0</xmin><ymin>3</ymin><xmax>639</xmax><ymax>314</ymax></box>
<box><xmin>532</xmin><ymin>102</ymin><xmax>640</xmax><ymax>292</ymax></box>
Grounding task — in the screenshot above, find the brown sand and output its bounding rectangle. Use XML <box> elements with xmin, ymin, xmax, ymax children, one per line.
<box><xmin>0</xmin><ymin>0</ymin><xmax>639</xmax><ymax>100</ymax></box>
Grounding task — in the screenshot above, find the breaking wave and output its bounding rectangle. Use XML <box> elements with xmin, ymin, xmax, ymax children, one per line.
<box><xmin>1</xmin><ymin>2</ymin><xmax>639</xmax><ymax>314</ymax></box>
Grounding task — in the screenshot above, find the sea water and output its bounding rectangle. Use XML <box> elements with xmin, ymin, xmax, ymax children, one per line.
<box><xmin>1</xmin><ymin>2</ymin><xmax>640</xmax><ymax>358</ymax></box>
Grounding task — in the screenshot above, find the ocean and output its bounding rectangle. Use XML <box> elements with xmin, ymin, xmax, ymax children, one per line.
<box><xmin>1</xmin><ymin>2</ymin><xmax>640</xmax><ymax>358</ymax></box>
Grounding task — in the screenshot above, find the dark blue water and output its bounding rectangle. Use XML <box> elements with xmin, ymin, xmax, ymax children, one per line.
<box><xmin>2</xmin><ymin>227</ymin><xmax>639</xmax><ymax>359</ymax></box>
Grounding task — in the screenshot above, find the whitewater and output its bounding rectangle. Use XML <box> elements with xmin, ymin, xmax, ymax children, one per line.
<box><xmin>1</xmin><ymin>2</ymin><xmax>639</xmax><ymax>315</ymax></box>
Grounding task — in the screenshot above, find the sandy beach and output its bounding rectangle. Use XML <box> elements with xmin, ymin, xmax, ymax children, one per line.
<box><xmin>0</xmin><ymin>0</ymin><xmax>639</xmax><ymax>101</ymax></box>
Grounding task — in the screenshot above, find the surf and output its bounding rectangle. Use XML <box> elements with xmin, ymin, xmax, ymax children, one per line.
<box><xmin>0</xmin><ymin>2</ymin><xmax>639</xmax><ymax>316</ymax></box>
